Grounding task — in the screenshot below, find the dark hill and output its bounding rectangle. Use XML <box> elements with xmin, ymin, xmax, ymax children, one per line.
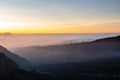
<box><xmin>0</xmin><ymin>50</ymin><xmax>54</xmax><ymax>80</ymax></box>
<box><xmin>0</xmin><ymin>52</ymin><xmax>18</xmax><ymax>77</ymax></box>
<box><xmin>0</xmin><ymin>46</ymin><xmax>32</xmax><ymax>70</ymax></box>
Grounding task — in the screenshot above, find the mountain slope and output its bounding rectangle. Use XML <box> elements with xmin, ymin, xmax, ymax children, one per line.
<box><xmin>0</xmin><ymin>48</ymin><xmax>54</xmax><ymax>80</ymax></box>
<box><xmin>0</xmin><ymin>52</ymin><xmax>18</xmax><ymax>77</ymax></box>
<box><xmin>13</xmin><ymin>35</ymin><xmax>120</xmax><ymax>64</ymax></box>
<box><xmin>0</xmin><ymin>46</ymin><xmax>32</xmax><ymax>70</ymax></box>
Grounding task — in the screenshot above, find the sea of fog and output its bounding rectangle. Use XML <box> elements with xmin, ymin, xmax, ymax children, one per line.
<box><xmin>0</xmin><ymin>34</ymin><xmax>119</xmax><ymax>51</ymax></box>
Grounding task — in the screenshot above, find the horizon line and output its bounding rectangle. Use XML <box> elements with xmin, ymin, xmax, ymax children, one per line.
<box><xmin>0</xmin><ymin>32</ymin><xmax>120</xmax><ymax>35</ymax></box>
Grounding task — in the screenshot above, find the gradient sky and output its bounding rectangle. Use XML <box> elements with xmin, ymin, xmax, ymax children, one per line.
<box><xmin>0</xmin><ymin>0</ymin><xmax>120</xmax><ymax>34</ymax></box>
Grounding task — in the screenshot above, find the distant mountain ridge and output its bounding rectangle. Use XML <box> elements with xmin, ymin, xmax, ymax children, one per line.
<box><xmin>13</xmin><ymin>35</ymin><xmax>120</xmax><ymax>64</ymax></box>
<box><xmin>93</xmin><ymin>35</ymin><xmax>120</xmax><ymax>42</ymax></box>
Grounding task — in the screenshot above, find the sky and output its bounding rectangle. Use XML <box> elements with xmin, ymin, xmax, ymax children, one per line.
<box><xmin>0</xmin><ymin>0</ymin><xmax>120</xmax><ymax>34</ymax></box>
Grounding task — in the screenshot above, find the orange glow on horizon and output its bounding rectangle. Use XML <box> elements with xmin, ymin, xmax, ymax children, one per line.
<box><xmin>0</xmin><ymin>0</ymin><xmax>120</xmax><ymax>34</ymax></box>
<box><xmin>0</xmin><ymin>19</ymin><xmax>120</xmax><ymax>34</ymax></box>
<box><xmin>0</xmin><ymin>25</ymin><xmax>120</xmax><ymax>34</ymax></box>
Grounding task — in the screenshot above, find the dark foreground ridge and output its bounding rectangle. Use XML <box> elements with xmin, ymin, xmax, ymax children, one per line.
<box><xmin>0</xmin><ymin>46</ymin><xmax>32</xmax><ymax>70</ymax></box>
<box><xmin>0</xmin><ymin>47</ymin><xmax>54</xmax><ymax>80</ymax></box>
